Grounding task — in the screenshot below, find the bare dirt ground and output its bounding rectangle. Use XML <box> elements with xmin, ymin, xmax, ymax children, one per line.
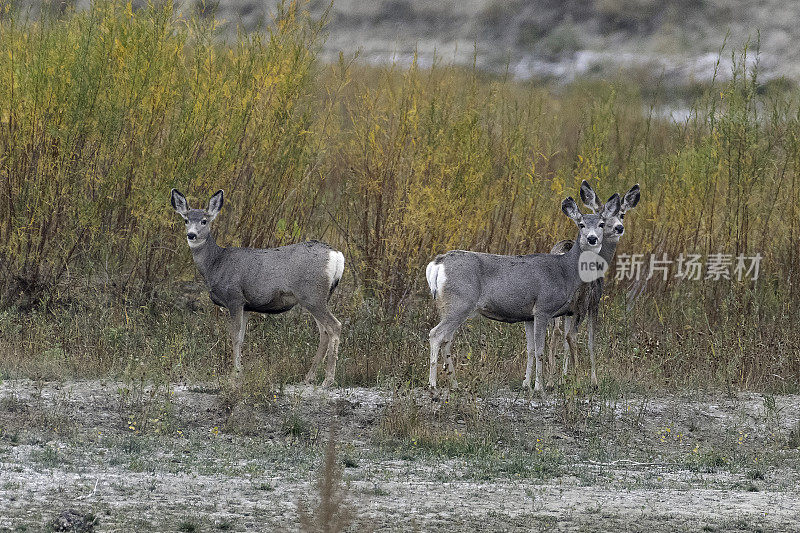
<box><xmin>1</xmin><ymin>379</ymin><xmax>799</xmax><ymax>532</ymax></box>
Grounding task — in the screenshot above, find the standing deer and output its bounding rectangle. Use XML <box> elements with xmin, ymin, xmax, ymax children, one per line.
<box><xmin>170</xmin><ymin>189</ymin><xmax>345</xmax><ymax>387</ymax></box>
<box><xmin>425</xmin><ymin>194</ymin><xmax>622</xmax><ymax>393</ymax></box>
<box><xmin>547</xmin><ymin>181</ymin><xmax>640</xmax><ymax>387</ymax></box>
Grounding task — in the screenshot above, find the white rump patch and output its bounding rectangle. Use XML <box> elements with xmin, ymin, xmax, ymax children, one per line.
<box><xmin>426</xmin><ymin>262</ymin><xmax>447</xmax><ymax>299</ymax></box>
<box><xmin>326</xmin><ymin>250</ymin><xmax>345</xmax><ymax>287</ymax></box>
<box><xmin>425</xmin><ymin>262</ymin><xmax>435</xmax><ymax>293</ymax></box>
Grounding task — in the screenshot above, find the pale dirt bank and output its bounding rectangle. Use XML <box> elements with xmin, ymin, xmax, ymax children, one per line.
<box><xmin>1</xmin><ymin>380</ymin><xmax>799</xmax><ymax>531</ymax></box>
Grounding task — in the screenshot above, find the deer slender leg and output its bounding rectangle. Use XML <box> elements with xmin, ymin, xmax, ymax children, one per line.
<box><xmin>562</xmin><ymin>315</ymin><xmax>574</xmax><ymax>376</ymax></box>
<box><xmin>229</xmin><ymin>307</ymin><xmax>248</xmax><ymax>381</ymax></box>
<box><xmin>534</xmin><ymin>315</ymin><xmax>548</xmax><ymax>393</ymax></box>
<box><xmin>565</xmin><ymin>321</ymin><xmax>579</xmax><ymax>378</ymax></box>
<box><xmin>304</xmin><ymin>317</ymin><xmax>330</xmax><ymax>384</ymax></box>
<box><xmin>429</xmin><ymin>304</ymin><xmax>472</xmax><ymax>389</ymax></box>
<box><xmin>523</xmin><ymin>321</ymin><xmax>535</xmax><ymax>390</ymax></box>
<box><xmin>303</xmin><ymin>302</ymin><xmax>343</xmax><ymax>388</ymax></box>
<box><xmin>429</xmin><ymin>324</ymin><xmax>445</xmax><ymax>389</ymax></box>
<box><xmin>442</xmin><ymin>333</ymin><xmax>458</xmax><ymax>389</ymax></box>
<box><xmin>547</xmin><ymin>318</ymin><xmax>562</xmax><ymax>387</ymax></box>
<box><xmin>588</xmin><ymin>309</ymin><xmax>598</xmax><ymax>387</ymax></box>
<box><xmin>523</xmin><ymin>314</ymin><xmax>548</xmax><ymax>393</ymax></box>
<box><xmin>321</xmin><ymin>312</ymin><xmax>342</xmax><ymax>388</ymax></box>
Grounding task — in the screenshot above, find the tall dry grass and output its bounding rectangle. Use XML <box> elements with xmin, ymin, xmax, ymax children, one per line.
<box><xmin>0</xmin><ymin>1</ymin><xmax>323</xmax><ymax>304</ymax></box>
<box><xmin>0</xmin><ymin>2</ymin><xmax>797</xmax><ymax>390</ymax></box>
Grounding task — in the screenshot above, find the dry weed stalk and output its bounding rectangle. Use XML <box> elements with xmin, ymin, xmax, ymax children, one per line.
<box><xmin>297</xmin><ymin>419</ymin><xmax>354</xmax><ymax>532</ymax></box>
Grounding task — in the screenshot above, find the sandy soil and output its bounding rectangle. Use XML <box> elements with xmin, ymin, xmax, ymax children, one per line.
<box><xmin>1</xmin><ymin>380</ymin><xmax>799</xmax><ymax>532</ymax></box>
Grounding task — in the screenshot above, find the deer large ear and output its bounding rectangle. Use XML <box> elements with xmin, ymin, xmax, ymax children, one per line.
<box><xmin>579</xmin><ymin>180</ymin><xmax>602</xmax><ymax>213</ymax></box>
<box><xmin>600</xmin><ymin>193</ymin><xmax>621</xmax><ymax>219</ymax></box>
<box><xmin>206</xmin><ymin>189</ymin><xmax>224</xmax><ymax>220</ymax></box>
<box><xmin>622</xmin><ymin>184</ymin><xmax>640</xmax><ymax>211</ymax></box>
<box><xmin>562</xmin><ymin>197</ymin><xmax>583</xmax><ymax>223</ymax></box>
<box><xmin>171</xmin><ymin>189</ymin><xmax>189</xmax><ymax>216</ymax></box>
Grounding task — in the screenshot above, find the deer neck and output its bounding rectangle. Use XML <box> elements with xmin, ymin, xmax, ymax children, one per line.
<box><xmin>561</xmin><ymin>234</ymin><xmax>587</xmax><ymax>291</ymax></box>
<box><xmin>599</xmin><ymin>238</ymin><xmax>619</xmax><ymax>264</ymax></box>
<box><xmin>190</xmin><ymin>233</ymin><xmax>222</xmax><ymax>281</ymax></box>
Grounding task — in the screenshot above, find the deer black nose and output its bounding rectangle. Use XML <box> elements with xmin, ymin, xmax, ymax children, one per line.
<box><xmin>615</xmin><ymin>225</ymin><xmax>624</xmax><ymax>234</ymax></box>
<box><xmin>187</xmin><ymin>232</ymin><xmax>197</xmax><ymax>240</ymax></box>
<box><xmin>587</xmin><ymin>235</ymin><xmax>598</xmax><ymax>245</ymax></box>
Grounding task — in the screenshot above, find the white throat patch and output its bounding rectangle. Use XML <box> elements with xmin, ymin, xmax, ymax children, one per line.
<box><xmin>578</xmin><ymin>251</ymin><xmax>608</xmax><ymax>282</ymax></box>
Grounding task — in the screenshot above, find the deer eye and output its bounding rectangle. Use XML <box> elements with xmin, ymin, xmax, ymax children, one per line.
<box><xmin>579</xmin><ymin>223</ymin><xmax>585</xmax><ymax>229</ymax></box>
<box><xmin>599</xmin><ymin>223</ymin><xmax>605</xmax><ymax>228</ymax></box>
<box><xmin>201</xmin><ymin>219</ymin><xmax>207</xmax><ymax>225</ymax></box>
<box><xmin>620</xmin><ymin>213</ymin><xmax>625</xmax><ymax>219</ymax></box>
<box><xmin>183</xmin><ymin>218</ymin><xmax>188</xmax><ymax>224</ymax></box>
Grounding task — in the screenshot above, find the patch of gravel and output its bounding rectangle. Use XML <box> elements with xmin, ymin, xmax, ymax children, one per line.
<box><xmin>1</xmin><ymin>380</ymin><xmax>799</xmax><ymax>531</ymax></box>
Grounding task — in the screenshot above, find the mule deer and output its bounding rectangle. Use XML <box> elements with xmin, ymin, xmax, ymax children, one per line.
<box><xmin>547</xmin><ymin>181</ymin><xmax>640</xmax><ymax>387</ymax></box>
<box><xmin>170</xmin><ymin>189</ymin><xmax>345</xmax><ymax>387</ymax></box>
<box><xmin>425</xmin><ymin>194</ymin><xmax>622</xmax><ymax>393</ymax></box>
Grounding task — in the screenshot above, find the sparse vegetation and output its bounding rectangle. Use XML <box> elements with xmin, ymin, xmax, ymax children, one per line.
<box><xmin>177</xmin><ymin>519</ymin><xmax>199</xmax><ymax>533</ymax></box>
<box><xmin>377</xmin><ymin>386</ymin><xmax>512</xmax><ymax>457</ymax></box>
<box><xmin>787</xmin><ymin>421</ymin><xmax>800</xmax><ymax>449</ymax></box>
<box><xmin>0</xmin><ymin>2</ymin><xmax>798</xmax><ymax>531</ymax></box>
<box><xmin>1</xmin><ymin>380</ymin><xmax>796</xmax><ymax>530</ymax></box>
<box><xmin>539</xmin><ymin>20</ymin><xmax>583</xmax><ymax>58</ymax></box>
<box><xmin>297</xmin><ymin>422</ymin><xmax>354</xmax><ymax>533</ymax></box>
<box><xmin>47</xmin><ymin>509</ymin><xmax>97</xmax><ymax>533</ymax></box>
<box><xmin>283</xmin><ymin>410</ymin><xmax>318</xmax><ymax>442</ymax></box>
